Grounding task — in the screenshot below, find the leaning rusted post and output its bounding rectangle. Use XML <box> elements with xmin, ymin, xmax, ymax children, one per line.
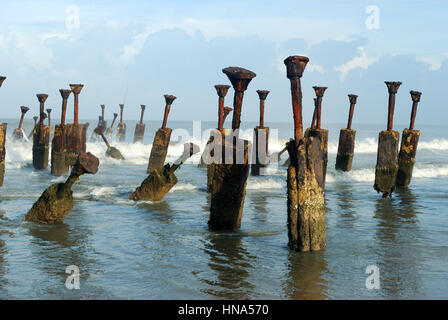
<box><xmin>335</xmin><ymin>94</ymin><xmax>358</xmax><ymax>171</ymax></box>
<box><xmin>33</xmin><ymin>94</ymin><xmax>50</xmax><ymax>170</ymax></box>
<box><xmin>12</xmin><ymin>106</ymin><xmax>30</xmax><ymax>142</ymax></box>
<box><xmin>24</xmin><ymin>152</ymin><xmax>99</xmax><ymax>224</ymax></box>
<box><xmin>311</xmin><ymin>98</ymin><xmax>317</xmax><ymax>129</ymax></box>
<box><xmin>105</xmin><ymin>113</ymin><xmax>118</xmax><ymax>138</ymax></box>
<box><xmin>95</xmin><ymin>128</ymin><xmax>125</xmax><ymax>160</ymax></box>
<box><xmin>65</xmin><ymin>84</ymin><xmax>87</xmax><ymax>167</ymax></box>
<box><xmin>374</xmin><ymin>81</ymin><xmax>402</xmax><ymax>197</ymax></box>
<box><xmin>396</xmin><ymin>90</ymin><xmax>422</xmax><ymax>187</ymax></box>
<box><xmin>251</xmin><ymin>90</ymin><xmax>270</xmax><ymax>176</ymax></box>
<box><xmin>90</xmin><ymin>115</ymin><xmax>103</xmax><ymax>142</ymax></box>
<box><xmin>51</xmin><ymin>89</ymin><xmax>71</xmax><ymax>175</ymax></box>
<box><xmin>146</xmin><ymin>95</ymin><xmax>176</xmax><ymax>173</ymax></box>
<box><xmin>133</xmin><ymin>105</ymin><xmax>146</xmax><ymax>143</ymax></box>
<box><xmin>130</xmin><ymin>143</ymin><xmax>200</xmax><ymax>201</ymax></box>
<box><xmin>0</xmin><ymin>76</ymin><xmax>5</xmax><ymax>187</ymax></box>
<box><xmin>284</xmin><ymin>55</ymin><xmax>326</xmax><ymax>252</ymax></box>
<box><xmin>208</xmin><ymin>67</ymin><xmax>255</xmax><ymax>231</ymax></box>
<box><xmin>303</xmin><ymin>86</ymin><xmax>329</xmax><ymax>189</ymax></box>
<box><xmin>117</xmin><ymin>104</ymin><xmax>126</xmax><ymax>142</ymax></box>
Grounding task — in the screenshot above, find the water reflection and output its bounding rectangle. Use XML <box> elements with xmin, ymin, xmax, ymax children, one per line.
<box><xmin>199</xmin><ymin>233</ymin><xmax>255</xmax><ymax>299</ymax></box>
<box><xmin>136</xmin><ymin>200</ymin><xmax>174</xmax><ymax>223</ymax></box>
<box><xmin>283</xmin><ymin>251</ymin><xmax>328</xmax><ymax>299</ymax></box>
<box><xmin>334</xmin><ymin>182</ymin><xmax>358</xmax><ymax>227</ymax></box>
<box><xmin>373</xmin><ymin>188</ymin><xmax>423</xmax><ymax>298</ymax></box>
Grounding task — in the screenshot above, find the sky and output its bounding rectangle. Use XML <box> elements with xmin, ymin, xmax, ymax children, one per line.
<box><xmin>0</xmin><ymin>0</ymin><xmax>447</xmax><ymax>126</ymax></box>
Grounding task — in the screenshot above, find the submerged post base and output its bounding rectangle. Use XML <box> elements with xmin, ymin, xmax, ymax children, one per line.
<box><xmin>147</xmin><ymin>128</ymin><xmax>172</xmax><ymax>173</ymax></box>
<box><xmin>251</xmin><ymin>127</ymin><xmax>269</xmax><ymax>176</ymax></box>
<box><xmin>129</xmin><ymin>164</ymin><xmax>178</xmax><ymax>201</ymax></box>
<box><xmin>396</xmin><ymin>129</ymin><xmax>420</xmax><ymax>187</ymax></box>
<box><xmin>335</xmin><ymin>128</ymin><xmax>356</xmax><ymax>172</ymax></box>
<box><xmin>374</xmin><ymin>130</ymin><xmax>399</xmax><ymax>197</ymax></box>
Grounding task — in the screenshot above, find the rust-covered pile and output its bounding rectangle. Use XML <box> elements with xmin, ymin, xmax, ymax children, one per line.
<box><xmin>251</xmin><ymin>90</ymin><xmax>270</xmax><ymax>176</ymax></box>
<box><xmin>33</xmin><ymin>94</ymin><xmax>50</xmax><ymax>170</ymax></box>
<box><xmin>133</xmin><ymin>105</ymin><xmax>146</xmax><ymax>143</ymax></box>
<box><xmin>12</xmin><ymin>106</ymin><xmax>30</xmax><ymax>142</ymax></box>
<box><xmin>117</xmin><ymin>104</ymin><xmax>126</xmax><ymax>142</ymax></box>
<box><xmin>335</xmin><ymin>95</ymin><xmax>358</xmax><ymax>172</ymax></box>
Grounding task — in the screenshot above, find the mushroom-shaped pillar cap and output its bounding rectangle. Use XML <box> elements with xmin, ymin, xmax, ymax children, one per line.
<box><xmin>256</xmin><ymin>90</ymin><xmax>270</xmax><ymax>100</ymax></box>
<box><xmin>33</xmin><ymin>116</ymin><xmax>38</xmax><ymax>121</ymax></box>
<box><xmin>69</xmin><ymin>84</ymin><xmax>84</xmax><ymax>94</ymax></box>
<box><xmin>0</xmin><ymin>76</ymin><xmax>6</xmax><ymax>87</ymax></box>
<box><xmin>100</xmin><ymin>104</ymin><xmax>105</xmax><ymax>109</ymax></box>
<box><xmin>283</xmin><ymin>56</ymin><xmax>309</xmax><ymax>79</ymax></box>
<box><xmin>141</xmin><ymin>105</ymin><xmax>146</xmax><ymax>110</ymax></box>
<box><xmin>41</xmin><ymin>113</ymin><xmax>48</xmax><ymax>121</ymax></box>
<box><xmin>164</xmin><ymin>94</ymin><xmax>177</xmax><ymax>105</ymax></box>
<box><xmin>214</xmin><ymin>84</ymin><xmax>231</xmax><ymax>97</ymax></box>
<box><xmin>46</xmin><ymin>108</ymin><xmax>52</xmax><ymax>114</ymax></box>
<box><xmin>348</xmin><ymin>94</ymin><xmax>358</xmax><ymax>105</ymax></box>
<box><xmin>410</xmin><ymin>90</ymin><xmax>422</xmax><ymax>102</ymax></box>
<box><xmin>313</xmin><ymin>86</ymin><xmax>328</xmax><ymax>97</ymax></box>
<box><xmin>223</xmin><ymin>106</ymin><xmax>233</xmax><ymax>117</ymax></box>
<box><xmin>385</xmin><ymin>81</ymin><xmax>402</xmax><ymax>94</ymax></box>
<box><xmin>113</xmin><ymin>112</ymin><xmax>118</xmax><ymax>117</ymax></box>
<box><xmin>59</xmin><ymin>89</ymin><xmax>72</xmax><ymax>99</ymax></box>
<box><xmin>77</xmin><ymin>152</ymin><xmax>100</xmax><ymax>175</ymax></box>
<box><xmin>36</xmin><ymin>94</ymin><xmax>49</xmax><ymax>103</ymax></box>
<box><xmin>222</xmin><ymin>67</ymin><xmax>256</xmax><ymax>92</ymax></box>
<box><xmin>119</xmin><ymin>104</ymin><xmax>124</xmax><ymax>109</ymax></box>
<box><xmin>20</xmin><ymin>106</ymin><xmax>30</xmax><ymax>113</ymax></box>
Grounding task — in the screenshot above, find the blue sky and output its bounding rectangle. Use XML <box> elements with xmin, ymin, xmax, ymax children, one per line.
<box><xmin>0</xmin><ymin>0</ymin><xmax>447</xmax><ymax>126</ymax></box>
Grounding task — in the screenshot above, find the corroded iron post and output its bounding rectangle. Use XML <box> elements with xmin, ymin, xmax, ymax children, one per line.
<box><xmin>208</xmin><ymin>67</ymin><xmax>255</xmax><ymax>231</ymax></box>
<box><xmin>284</xmin><ymin>55</ymin><xmax>326</xmax><ymax>252</ymax></box>
<box><xmin>147</xmin><ymin>95</ymin><xmax>176</xmax><ymax>173</ymax></box>
<box><xmin>0</xmin><ymin>76</ymin><xmax>5</xmax><ymax>186</ymax></box>
<box><xmin>105</xmin><ymin>113</ymin><xmax>118</xmax><ymax>138</ymax></box>
<box><xmin>396</xmin><ymin>90</ymin><xmax>422</xmax><ymax>187</ymax></box>
<box><xmin>117</xmin><ymin>104</ymin><xmax>126</xmax><ymax>142</ymax></box>
<box><xmin>66</xmin><ymin>84</ymin><xmax>87</xmax><ymax>167</ymax></box>
<box><xmin>100</xmin><ymin>105</ymin><xmax>107</xmax><ymax>132</ymax></box>
<box><xmin>251</xmin><ymin>90</ymin><xmax>270</xmax><ymax>176</ymax></box>
<box><xmin>51</xmin><ymin>89</ymin><xmax>71</xmax><ymax>175</ymax></box>
<box><xmin>335</xmin><ymin>94</ymin><xmax>358</xmax><ymax>171</ymax></box>
<box><xmin>28</xmin><ymin>116</ymin><xmax>38</xmax><ymax>140</ymax></box>
<box><xmin>12</xmin><ymin>106</ymin><xmax>30</xmax><ymax>141</ymax></box>
<box><xmin>374</xmin><ymin>81</ymin><xmax>402</xmax><ymax>197</ymax></box>
<box><xmin>130</xmin><ymin>143</ymin><xmax>200</xmax><ymax>201</ymax></box>
<box><xmin>133</xmin><ymin>105</ymin><xmax>146</xmax><ymax>143</ymax></box>
<box><xmin>33</xmin><ymin>94</ymin><xmax>50</xmax><ymax>170</ymax></box>
<box><xmin>95</xmin><ymin>128</ymin><xmax>125</xmax><ymax>160</ymax></box>
<box><xmin>25</xmin><ymin>152</ymin><xmax>99</xmax><ymax>224</ymax></box>
<box><xmin>311</xmin><ymin>98</ymin><xmax>317</xmax><ymax>129</ymax></box>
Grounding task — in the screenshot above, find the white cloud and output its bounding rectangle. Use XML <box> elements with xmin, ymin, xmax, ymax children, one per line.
<box><xmin>415</xmin><ymin>53</ymin><xmax>448</xmax><ymax>71</ymax></box>
<box><xmin>335</xmin><ymin>47</ymin><xmax>377</xmax><ymax>81</ymax></box>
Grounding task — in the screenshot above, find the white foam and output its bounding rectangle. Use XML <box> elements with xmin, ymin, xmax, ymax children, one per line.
<box><xmin>170</xmin><ymin>183</ymin><xmax>198</xmax><ymax>192</ymax></box>
<box><xmin>413</xmin><ymin>164</ymin><xmax>448</xmax><ymax>178</ymax></box>
<box><xmin>89</xmin><ymin>186</ymin><xmax>116</xmax><ymax>196</ymax></box>
<box><xmin>327</xmin><ymin>168</ymin><xmax>375</xmax><ymax>183</ymax></box>
<box><xmin>246</xmin><ymin>178</ymin><xmax>285</xmax><ymax>190</ymax></box>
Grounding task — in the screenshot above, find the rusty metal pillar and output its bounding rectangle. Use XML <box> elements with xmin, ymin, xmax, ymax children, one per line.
<box><xmin>0</xmin><ymin>76</ymin><xmax>5</xmax><ymax>186</ymax></box>
<box><xmin>284</xmin><ymin>56</ymin><xmax>326</xmax><ymax>252</ymax></box>
<box><xmin>396</xmin><ymin>90</ymin><xmax>422</xmax><ymax>187</ymax></box>
<box><xmin>311</xmin><ymin>98</ymin><xmax>317</xmax><ymax>129</ymax></box>
<box><xmin>117</xmin><ymin>104</ymin><xmax>126</xmax><ymax>142</ymax></box>
<box><xmin>130</xmin><ymin>143</ymin><xmax>200</xmax><ymax>201</ymax></box>
<box><xmin>336</xmin><ymin>94</ymin><xmax>358</xmax><ymax>171</ymax></box>
<box><xmin>100</xmin><ymin>105</ymin><xmax>107</xmax><ymax>132</ymax></box>
<box><xmin>147</xmin><ymin>95</ymin><xmax>176</xmax><ymax>173</ymax></box>
<box><xmin>51</xmin><ymin>89</ymin><xmax>71</xmax><ymax>175</ymax></box>
<box><xmin>65</xmin><ymin>84</ymin><xmax>87</xmax><ymax>167</ymax></box>
<box><xmin>208</xmin><ymin>67</ymin><xmax>255</xmax><ymax>231</ymax></box>
<box><xmin>25</xmin><ymin>152</ymin><xmax>99</xmax><ymax>224</ymax></box>
<box><xmin>33</xmin><ymin>94</ymin><xmax>50</xmax><ymax>170</ymax></box>
<box><xmin>374</xmin><ymin>81</ymin><xmax>402</xmax><ymax>197</ymax></box>
<box><xmin>251</xmin><ymin>90</ymin><xmax>270</xmax><ymax>176</ymax></box>
<box><xmin>133</xmin><ymin>105</ymin><xmax>146</xmax><ymax>143</ymax></box>
<box><xmin>12</xmin><ymin>106</ymin><xmax>30</xmax><ymax>142</ymax></box>
<box><xmin>105</xmin><ymin>112</ymin><xmax>118</xmax><ymax>138</ymax></box>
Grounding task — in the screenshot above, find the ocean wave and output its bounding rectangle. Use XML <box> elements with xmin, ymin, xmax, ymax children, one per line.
<box><xmin>170</xmin><ymin>183</ymin><xmax>198</xmax><ymax>192</ymax></box>
<box><xmin>246</xmin><ymin>178</ymin><xmax>285</xmax><ymax>190</ymax></box>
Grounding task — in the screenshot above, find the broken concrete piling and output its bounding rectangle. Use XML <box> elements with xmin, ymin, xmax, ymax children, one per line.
<box><xmin>374</xmin><ymin>81</ymin><xmax>402</xmax><ymax>197</ymax></box>
<box><xmin>51</xmin><ymin>89</ymin><xmax>71</xmax><ymax>175</ymax></box>
<box><xmin>133</xmin><ymin>105</ymin><xmax>146</xmax><ymax>143</ymax></box>
<box><xmin>284</xmin><ymin>55</ymin><xmax>326</xmax><ymax>252</ymax></box>
<box><xmin>147</xmin><ymin>95</ymin><xmax>176</xmax><ymax>173</ymax></box>
<box><xmin>33</xmin><ymin>94</ymin><xmax>50</xmax><ymax>170</ymax></box>
<box><xmin>24</xmin><ymin>152</ymin><xmax>99</xmax><ymax>224</ymax></box>
<box><xmin>396</xmin><ymin>90</ymin><xmax>422</xmax><ymax>187</ymax></box>
<box><xmin>251</xmin><ymin>90</ymin><xmax>270</xmax><ymax>176</ymax></box>
<box><xmin>105</xmin><ymin>112</ymin><xmax>118</xmax><ymax>138</ymax></box>
<box><xmin>130</xmin><ymin>143</ymin><xmax>199</xmax><ymax>201</ymax></box>
<box><xmin>208</xmin><ymin>67</ymin><xmax>255</xmax><ymax>231</ymax></box>
<box><xmin>12</xmin><ymin>106</ymin><xmax>30</xmax><ymax>142</ymax></box>
<box><xmin>95</xmin><ymin>128</ymin><xmax>125</xmax><ymax>160</ymax></box>
<box><xmin>117</xmin><ymin>104</ymin><xmax>126</xmax><ymax>142</ymax></box>
<box><xmin>335</xmin><ymin>94</ymin><xmax>358</xmax><ymax>172</ymax></box>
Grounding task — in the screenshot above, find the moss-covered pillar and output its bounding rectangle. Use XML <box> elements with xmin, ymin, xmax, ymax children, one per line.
<box><xmin>284</xmin><ymin>55</ymin><xmax>326</xmax><ymax>252</ymax></box>
<box><xmin>397</xmin><ymin>90</ymin><xmax>422</xmax><ymax>187</ymax></box>
<box><xmin>133</xmin><ymin>105</ymin><xmax>146</xmax><ymax>143</ymax></box>
<box><xmin>147</xmin><ymin>95</ymin><xmax>176</xmax><ymax>173</ymax></box>
<box><xmin>0</xmin><ymin>123</ymin><xmax>6</xmax><ymax>187</ymax></box>
<box><xmin>374</xmin><ymin>81</ymin><xmax>402</xmax><ymax>197</ymax></box>
<box><xmin>24</xmin><ymin>152</ymin><xmax>99</xmax><ymax>224</ymax></box>
<box><xmin>117</xmin><ymin>104</ymin><xmax>126</xmax><ymax>142</ymax></box>
<box><xmin>51</xmin><ymin>89</ymin><xmax>71</xmax><ymax>175</ymax></box>
<box><xmin>336</xmin><ymin>94</ymin><xmax>358</xmax><ymax>171</ymax></box>
<box><xmin>130</xmin><ymin>143</ymin><xmax>199</xmax><ymax>201</ymax></box>
<box><xmin>208</xmin><ymin>66</ymin><xmax>256</xmax><ymax>230</ymax></box>
<box><xmin>251</xmin><ymin>90</ymin><xmax>270</xmax><ymax>176</ymax></box>
<box><xmin>33</xmin><ymin>94</ymin><xmax>50</xmax><ymax>170</ymax></box>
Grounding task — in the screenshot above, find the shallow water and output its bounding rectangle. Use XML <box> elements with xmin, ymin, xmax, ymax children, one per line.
<box><xmin>0</xmin><ymin>119</ymin><xmax>447</xmax><ymax>299</ymax></box>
